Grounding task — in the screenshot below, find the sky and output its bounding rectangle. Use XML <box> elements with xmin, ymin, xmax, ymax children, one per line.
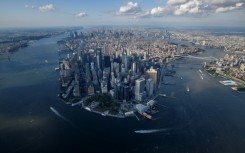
<box><xmin>0</xmin><ymin>0</ymin><xmax>245</xmax><ymax>28</ymax></box>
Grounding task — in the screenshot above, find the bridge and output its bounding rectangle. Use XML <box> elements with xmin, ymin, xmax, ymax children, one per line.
<box><xmin>181</xmin><ymin>55</ymin><xmax>218</xmax><ymax>61</ymax></box>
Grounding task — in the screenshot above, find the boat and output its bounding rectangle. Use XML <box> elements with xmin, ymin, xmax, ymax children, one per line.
<box><xmin>55</xmin><ymin>67</ymin><xmax>60</xmax><ymax>71</ymax></box>
<box><xmin>142</xmin><ymin>112</ymin><xmax>152</xmax><ymax>120</ymax></box>
<box><xmin>232</xmin><ymin>87</ymin><xmax>245</xmax><ymax>93</ymax></box>
<box><xmin>85</xmin><ymin>107</ymin><xmax>91</xmax><ymax>111</ymax></box>
<box><xmin>101</xmin><ymin>111</ymin><xmax>108</xmax><ymax>116</ymax></box>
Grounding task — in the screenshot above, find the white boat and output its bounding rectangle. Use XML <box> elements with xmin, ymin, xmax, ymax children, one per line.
<box><xmin>55</xmin><ymin>67</ymin><xmax>60</xmax><ymax>71</ymax></box>
<box><xmin>101</xmin><ymin>111</ymin><xmax>108</xmax><ymax>116</ymax></box>
<box><xmin>159</xmin><ymin>94</ymin><xmax>166</xmax><ymax>97</ymax></box>
<box><xmin>85</xmin><ymin>107</ymin><xmax>91</xmax><ymax>111</ymax></box>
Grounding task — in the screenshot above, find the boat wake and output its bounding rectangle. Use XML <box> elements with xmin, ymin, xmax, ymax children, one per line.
<box><xmin>198</xmin><ymin>69</ymin><xmax>205</xmax><ymax>79</ymax></box>
<box><xmin>186</xmin><ymin>85</ymin><xmax>190</xmax><ymax>92</ymax></box>
<box><xmin>135</xmin><ymin>128</ymin><xmax>169</xmax><ymax>134</ymax></box>
<box><xmin>50</xmin><ymin>107</ymin><xmax>80</xmax><ymax>130</ymax></box>
<box><xmin>199</xmin><ymin>74</ymin><xmax>204</xmax><ymax>80</ymax></box>
<box><xmin>50</xmin><ymin>107</ymin><xmax>69</xmax><ymax>122</ymax></box>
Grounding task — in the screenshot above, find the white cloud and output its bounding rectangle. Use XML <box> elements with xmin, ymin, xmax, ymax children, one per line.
<box><xmin>189</xmin><ymin>6</ymin><xmax>200</xmax><ymax>14</ymax></box>
<box><xmin>24</xmin><ymin>4</ymin><xmax>35</xmax><ymax>9</ymax></box>
<box><xmin>136</xmin><ymin>11</ymin><xmax>151</xmax><ymax>18</ymax></box>
<box><xmin>215</xmin><ymin>2</ymin><xmax>243</xmax><ymax>13</ymax></box>
<box><xmin>120</xmin><ymin>0</ymin><xmax>244</xmax><ymax>19</ymax></box>
<box><xmin>150</xmin><ymin>7</ymin><xmax>166</xmax><ymax>15</ymax></box>
<box><xmin>76</xmin><ymin>12</ymin><xmax>88</xmax><ymax>17</ymax></box>
<box><xmin>236</xmin><ymin>2</ymin><xmax>243</xmax><ymax>7</ymax></box>
<box><xmin>216</xmin><ymin>6</ymin><xmax>236</xmax><ymax>13</ymax></box>
<box><xmin>38</xmin><ymin>4</ymin><xmax>55</xmax><ymax>12</ymax></box>
<box><xmin>205</xmin><ymin>0</ymin><xmax>241</xmax><ymax>6</ymax></box>
<box><xmin>167</xmin><ymin>0</ymin><xmax>188</xmax><ymax>6</ymax></box>
<box><xmin>118</xmin><ymin>2</ymin><xmax>141</xmax><ymax>15</ymax></box>
<box><xmin>167</xmin><ymin>0</ymin><xmax>244</xmax><ymax>16</ymax></box>
<box><xmin>174</xmin><ymin>0</ymin><xmax>203</xmax><ymax>15</ymax></box>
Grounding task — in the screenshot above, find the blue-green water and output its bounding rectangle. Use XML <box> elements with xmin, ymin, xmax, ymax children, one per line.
<box><xmin>1</xmin><ymin>34</ymin><xmax>245</xmax><ymax>153</ymax></box>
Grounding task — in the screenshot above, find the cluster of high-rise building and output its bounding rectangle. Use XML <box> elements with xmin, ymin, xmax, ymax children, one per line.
<box><xmin>58</xmin><ymin>28</ymin><xmax>178</xmax><ymax>104</ymax></box>
<box><xmin>171</xmin><ymin>31</ymin><xmax>245</xmax><ymax>52</ymax></box>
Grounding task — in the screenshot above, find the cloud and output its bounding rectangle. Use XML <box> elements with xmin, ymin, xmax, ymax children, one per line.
<box><xmin>38</xmin><ymin>4</ymin><xmax>55</xmax><ymax>12</ymax></box>
<box><xmin>215</xmin><ymin>2</ymin><xmax>243</xmax><ymax>13</ymax></box>
<box><xmin>150</xmin><ymin>6</ymin><xmax>167</xmax><ymax>16</ymax></box>
<box><xmin>25</xmin><ymin>4</ymin><xmax>55</xmax><ymax>12</ymax></box>
<box><xmin>167</xmin><ymin>0</ymin><xmax>188</xmax><ymax>6</ymax></box>
<box><xmin>147</xmin><ymin>0</ymin><xmax>245</xmax><ymax>17</ymax></box>
<box><xmin>173</xmin><ymin>0</ymin><xmax>204</xmax><ymax>15</ymax></box>
<box><xmin>205</xmin><ymin>0</ymin><xmax>241</xmax><ymax>6</ymax></box>
<box><xmin>24</xmin><ymin>4</ymin><xmax>35</xmax><ymax>9</ymax></box>
<box><xmin>136</xmin><ymin>11</ymin><xmax>151</xmax><ymax>18</ymax></box>
<box><xmin>118</xmin><ymin>2</ymin><xmax>142</xmax><ymax>15</ymax></box>
<box><xmin>76</xmin><ymin>12</ymin><xmax>88</xmax><ymax>17</ymax></box>
<box><xmin>236</xmin><ymin>2</ymin><xmax>244</xmax><ymax>7</ymax></box>
<box><xmin>116</xmin><ymin>0</ymin><xmax>244</xmax><ymax>20</ymax></box>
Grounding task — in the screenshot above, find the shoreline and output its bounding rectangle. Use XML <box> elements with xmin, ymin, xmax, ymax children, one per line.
<box><xmin>81</xmin><ymin>102</ymin><xmax>125</xmax><ymax>119</ymax></box>
<box><xmin>59</xmin><ymin>55</ymin><xmax>184</xmax><ymax>119</ymax></box>
<box><xmin>205</xmin><ymin>69</ymin><xmax>245</xmax><ymax>93</ymax></box>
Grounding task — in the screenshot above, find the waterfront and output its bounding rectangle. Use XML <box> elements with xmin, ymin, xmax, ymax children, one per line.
<box><xmin>1</xmin><ymin>33</ymin><xmax>245</xmax><ymax>153</ymax></box>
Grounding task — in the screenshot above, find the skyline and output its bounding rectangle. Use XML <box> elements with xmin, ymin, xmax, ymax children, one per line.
<box><xmin>0</xmin><ymin>0</ymin><xmax>245</xmax><ymax>28</ymax></box>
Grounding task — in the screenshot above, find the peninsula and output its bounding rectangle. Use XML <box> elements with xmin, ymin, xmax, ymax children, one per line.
<box><xmin>57</xmin><ymin>27</ymin><xmax>205</xmax><ymax>119</ymax></box>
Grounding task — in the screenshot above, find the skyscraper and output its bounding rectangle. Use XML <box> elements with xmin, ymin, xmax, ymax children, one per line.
<box><xmin>146</xmin><ymin>78</ymin><xmax>154</xmax><ymax>96</ymax></box>
<box><xmin>135</xmin><ymin>78</ymin><xmax>145</xmax><ymax>102</ymax></box>
<box><xmin>96</xmin><ymin>48</ymin><xmax>102</xmax><ymax>70</ymax></box>
<box><xmin>103</xmin><ymin>55</ymin><xmax>111</xmax><ymax>68</ymax></box>
<box><xmin>135</xmin><ymin>78</ymin><xmax>145</xmax><ymax>93</ymax></box>
<box><xmin>122</xmin><ymin>50</ymin><xmax>128</xmax><ymax>71</ymax></box>
<box><xmin>145</xmin><ymin>67</ymin><xmax>158</xmax><ymax>91</ymax></box>
<box><xmin>131</xmin><ymin>62</ymin><xmax>136</xmax><ymax>75</ymax></box>
<box><xmin>123</xmin><ymin>85</ymin><xmax>130</xmax><ymax>102</ymax></box>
